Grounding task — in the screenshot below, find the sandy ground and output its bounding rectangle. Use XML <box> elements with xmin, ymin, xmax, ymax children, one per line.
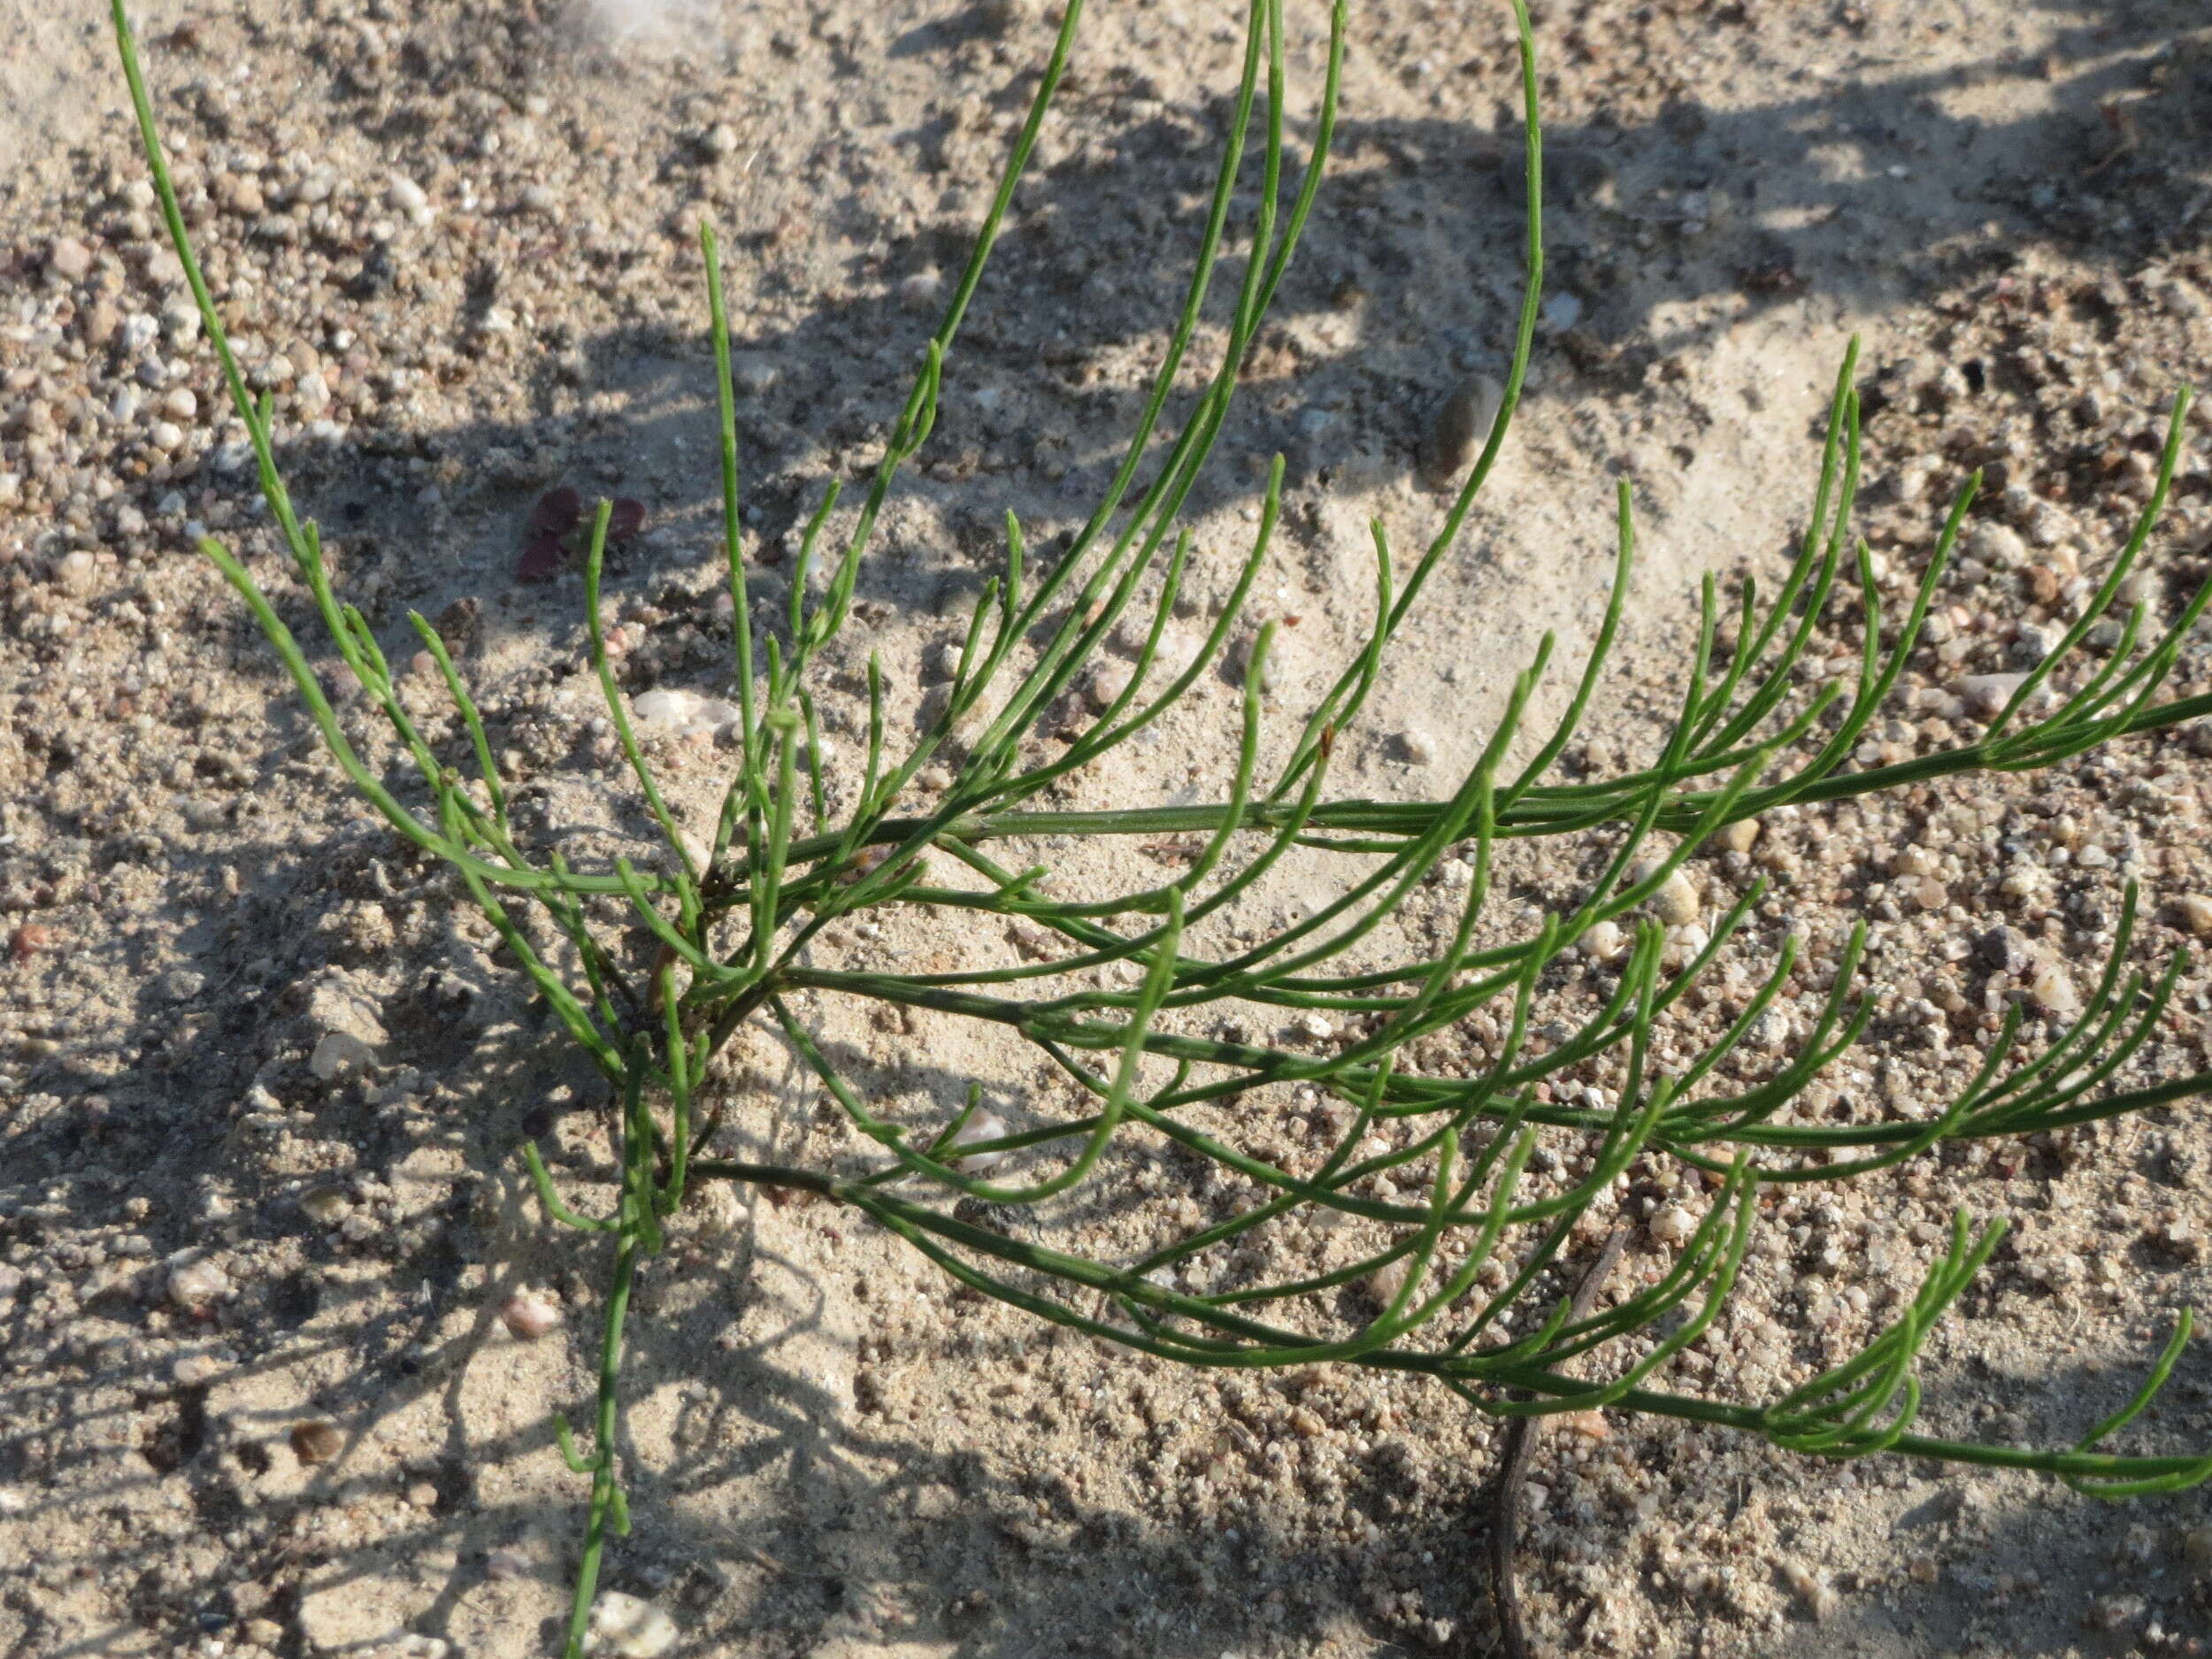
<box><xmin>5</xmin><ymin>1</ymin><xmax>2212</xmax><ymax>1655</ymax></box>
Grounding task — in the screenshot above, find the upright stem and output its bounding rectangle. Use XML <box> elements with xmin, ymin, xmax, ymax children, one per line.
<box><xmin>564</xmin><ymin>1227</ymin><xmax>643</xmax><ymax>1659</ymax></box>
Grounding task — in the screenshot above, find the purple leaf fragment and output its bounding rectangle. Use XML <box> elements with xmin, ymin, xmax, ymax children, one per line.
<box><xmin>607</xmin><ymin>498</ymin><xmax>646</xmax><ymax>542</ymax></box>
<box><xmin>531</xmin><ymin>487</ymin><xmax>582</xmax><ymax>537</ymax></box>
<box><xmin>517</xmin><ymin>534</ymin><xmax>567</xmax><ymax>584</ymax></box>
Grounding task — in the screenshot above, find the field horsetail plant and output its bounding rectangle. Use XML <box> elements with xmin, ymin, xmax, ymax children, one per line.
<box><xmin>113</xmin><ymin>0</ymin><xmax>2212</xmax><ymax>1652</ymax></box>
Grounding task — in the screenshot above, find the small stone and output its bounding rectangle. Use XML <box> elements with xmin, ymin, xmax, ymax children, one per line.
<box><xmin>172</xmin><ymin>1351</ymin><xmax>229</xmax><ymax>1386</ymax></box>
<box><xmin>289</xmin><ymin>1420</ymin><xmax>343</xmax><ymax>1465</ymax></box>
<box><xmin>1084</xmin><ymin>664</ymin><xmax>1132</xmax><ymax>713</ymax></box>
<box><xmin>167</xmin><ymin>1253</ymin><xmax>233</xmax><ymax>1311</ymax></box>
<box><xmin>1649</xmin><ymin>1204</ymin><xmax>1697</xmax><ymax>1247</ymax></box>
<box><xmin>701</xmin><ymin>122</ymin><xmax>738</xmax><ymax>158</ymax></box>
<box><xmin>1978</xmin><ymin>925</ymin><xmax>2034</xmax><ymax>974</ymax></box>
<box><xmin>1631</xmin><ymin>859</ymin><xmax>1701</xmax><ymax>926</ymax></box>
<box><xmin>500</xmin><ymin>1289</ymin><xmax>565</xmax><ymax>1340</ymax></box>
<box><xmin>1967</xmin><ymin>521</ymin><xmax>2030</xmax><ymax>569</ymax></box>
<box><xmin>2028</xmin><ymin>959</ymin><xmax>2080</xmax><ymax>1019</ymax></box>
<box><xmin>1579</xmin><ymin>918</ymin><xmax>1626</xmax><ymax>964</ymax></box>
<box><xmin>387</xmin><ymin>174</ymin><xmax>433</xmax><ymax>225</ymax></box>
<box><xmin>47</xmin><ymin>236</ymin><xmax>93</xmax><ymax>280</ymax></box>
<box><xmin>730</xmin><ymin>353</ymin><xmax>780</xmax><ymax>396</ymax></box>
<box><xmin>1714</xmin><ymin>818</ymin><xmax>1759</xmax><ymax>855</ymax></box>
<box><xmin>243</xmin><ymin>1619</ymin><xmax>285</xmax><ymax>1648</ymax></box>
<box><xmin>299</xmin><ymin>1186</ymin><xmax>351</xmax><ymax>1225</ymax></box>
<box><xmin>9</xmin><ymin>922</ymin><xmax>53</xmax><ymax>963</ymax></box>
<box><xmin>56</xmin><ymin>549</ymin><xmax>99</xmax><ymax>597</ymax></box>
<box><xmin>585</xmin><ymin>1592</ymin><xmax>680</xmax><ymax>1658</ymax></box>
<box><xmin>2172</xmin><ymin>895</ymin><xmax>2212</xmax><ymax>938</ymax></box>
<box><xmin>632</xmin><ymin>687</ymin><xmax>741</xmax><ymax>738</ymax></box>
<box><xmin>1294</xmin><ymin>1011</ymin><xmax>1336</xmax><ymax>1042</ymax></box>
<box><xmin>1416</xmin><ymin>373</ymin><xmax>1502</xmax><ymax>491</ymax></box>
<box><xmin>310</xmin><ymin>1030</ymin><xmax>377</xmax><ymax>1080</ymax></box>
<box><xmin>519</xmin><ymin>183</ymin><xmax>557</xmax><ymax>214</ymax></box>
<box><xmin>949</xmin><ymin>1109</ymin><xmax>1011</xmax><ymax>1173</ymax></box>
<box><xmin>161</xmin><ymin>387</ymin><xmax>198</xmax><ymax>420</ymax></box>
<box><xmin>1366</xmin><ymin>1255</ymin><xmax>1415</xmax><ymax>1306</ymax></box>
<box><xmin>1953</xmin><ymin>672</ymin><xmax>2046</xmax><ymax>719</ymax></box>
<box><xmin>81</xmin><ymin>300</ymin><xmax>120</xmax><ymax>346</ymax></box>
<box><xmin>485</xmin><ymin>1547</ymin><xmax>534</xmax><ymax>1582</ymax></box>
<box><xmin>1395</xmin><ymin>728</ymin><xmax>1436</xmax><ymax>766</ymax></box>
<box><xmin>150</xmin><ymin>420</ymin><xmax>185</xmax><ymax>451</ymax></box>
<box><xmin>2008</xmin><ymin>622</ymin><xmax>2061</xmax><ymax>668</ymax></box>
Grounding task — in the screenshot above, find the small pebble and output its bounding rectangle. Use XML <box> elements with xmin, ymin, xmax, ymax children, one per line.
<box><xmin>1084</xmin><ymin>664</ymin><xmax>1132</xmax><ymax>713</ymax></box>
<box><xmin>167</xmin><ymin>1254</ymin><xmax>233</xmax><ymax>1311</ymax></box>
<box><xmin>2028</xmin><ymin>958</ymin><xmax>2081</xmax><ymax>1018</ymax></box>
<box><xmin>1366</xmin><ymin>1256</ymin><xmax>1415</xmax><ymax>1306</ymax></box>
<box><xmin>47</xmin><ymin>236</ymin><xmax>93</xmax><ymax>281</ymax></box>
<box><xmin>1649</xmin><ymin>1204</ymin><xmax>1697</xmax><ymax>1247</ymax></box>
<box><xmin>1579</xmin><ymin>918</ymin><xmax>1626</xmax><ymax>964</ymax></box>
<box><xmin>950</xmin><ymin>1109</ymin><xmax>1011</xmax><ymax>1173</ymax></box>
<box><xmin>585</xmin><ymin>1591</ymin><xmax>680</xmax><ymax>1658</ymax></box>
<box><xmin>1967</xmin><ymin>521</ymin><xmax>2030</xmax><ymax>569</ymax></box>
<box><xmin>633</xmin><ymin>687</ymin><xmax>741</xmax><ymax>738</ymax></box>
<box><xmin>500</xmin><ymin>1289</ymin><xmax>565</xmax><ymax>1340</ymax></box>
<box><xmin>1979</xmin><ymin>926</ymin><xmax>2034</xmax><ymax>974</ymax></box>
<box><xmin>56</xmin><ymin>550</ymin><xmax>98</xmax><ymax>597</ymax></box>
<box><xmin>701</xmin><ymin>123</ymin><xmax>738</xmax><ymax>158</ymax></box>
<box><xmin>310</xmin><ymin>1029</ymin><xmax>377</xmax><ymax>1080</ymax></box>
<box><xmin>1714</xmin><ymin>818</ymin><xmax>1759</xmax><ymax>854</ymax></box>
<box><xmin>1395</xmin><ymin>728</ymin><xmax>1436</xmax><ymax>766</ymax></box>
<box><xmin>1416</xmin><ymin>373</ymin><xmax>1502</xmax><ymax>491</ymax></box>
<box><xmin>387</xmin><ymin>174</ymin><xmax>430</xmax><ymax>217</ymax></box>
<box><xmin>299</xmin><ymin>1186</ymin><xmax>351</xmax><ymax>1225</ymax></box>
<box><xmin>2171</xmin><ymin>895</ymin><xmax>2212</xmax><ymax>938</ymax></box>
<box><xmin>1631</xmin><ymin>860</ymin><xmax>1701</xmax><ymax>926</ymax></box>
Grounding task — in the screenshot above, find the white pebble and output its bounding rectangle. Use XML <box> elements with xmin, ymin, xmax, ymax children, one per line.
<box><xmin>632</xmin><ymin>687</ymin><xmax>741</xmax><ymax>738</ymax></box>
<box><xmin>310</xmin><ymin>1029</ymin><xmax>377</xmax><ymax>1080</ymax></box>
<box><xmin>167</xmin><ymin>1254</ymin><xmax>233</xmax><ymax>1311</ymax></box>
<box><xmin>585</xmin><ymin>1593</ymin><xmax>678</xmax><ymax>1658</ymax></box>
<box><xmin>1579</xmin><ymin>918</ymin><xmax>1626</xmax><ymax>964</ymax></box>
<box><xmin>949</xmin><ymin>1109</ymin><xmax>1010</xmax><ymax>1173</ymax></box>
<box><xmin>56</xmin><ymin>549</ymin><xmax>99</xmax><ymax>597</ymax></box>
<box><xmin>1631</xmin><ymin>858</ymin><xmax>1701</xmax><ymax>926</ymax></box>
<box><xmin>150</xmin><ymin>420</ymin><xmax>185</xmax><ymax>452</ymax></box>
<box><xmin>161</xmin><ymin>387</ymin><xmax>197</xmax><ymax>420</ymax></box>
<box><xmin>1649</xmin><ymin>1204</ymin><xmax>1697</xmax><ymax>1247</ymax></box>
<box><xmin>1967</xmin><ymin>521</ymin><xmax>2029</xmax><ymax>569</ymax></box>
<box><xmin>2028</xmin><ymin>960</ymin><xmax>2080</xmax><ymax>1019</ymax></box>
<box><xmin>386</xmin><ymin>173</ymin><xmax>433</xmax><ymax>225</ymax></box>
<box><xmin>1396</xmin><ymin>728</ymin><xmax>1436</xmax><ymax>766</ymax></box>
